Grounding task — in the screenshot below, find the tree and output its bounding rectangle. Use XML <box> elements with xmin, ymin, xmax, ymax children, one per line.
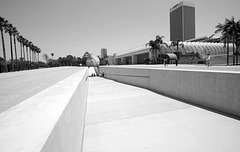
<box><xmin>0</xmin><ymin>16</ymin><xmax>8</xmax><ymax>72</ymax></box>
<box><xmin>145</xmin><ymin>35</ymin><xmax>168</xmax><ymax>63</ymax></box>
<box><xmin>51</xmin><ymin>53</ymin><xmax>54</xmax><ymax>59</ymax></box>
<box><xmin>169</xmin><ymin>39</ymin><xmax>184</xmax><ymax>59</ymax></box>
<box><xmin>4</xmin><ymin>23</ymin><xmax>14</xmax><ymax>71</ymax></box>
<box><xmin>28</xmin><ymin>41</ymin><xmax>33</xmax><ymax>62</ymax></box>
<box><xmin>231</xmin><ymin>19</ymin><xmax>240</xmax><ymax>65</ymax></box>
<box><xmin>25</xmin><ymin>40</ymin><xmax>29</xmax><ymax>62</ymax></box>
<box><xmin>29</xmin><ymin>43</ymin><xmax>36</xmax><ymax>62</ymax></box>
<box><xmin>221</xmin><ymin>17</ymin><xmax>239</xmax><ymax>65</ymax></box>
<box><xmin>42</xmin><ymin>53</ymin><xmax>49</xmax><ymax>62</ymax></box>
<box><xmin>66</xmin><ymin>55</ymin><xmax>75</xmax><ymax>66</ymax></box>
<box><xmin>17</xmin><ymin>35</ymin><xmax>23</xmax><ymax>59</ymax></box>
<box><xmin>236</xmin><ymin>21</ymin><xmax>240</xmax><ymax>64</ymax></box>
<box><xmin>36</xmin><ymin>47</ymin><xmax>41</xmax><ymax>62</ymax></box>
<box><xmin>215</xmin><ymin>17</ymin><xmax>237</xmax><ymax>65</ymax></box>
<box><xmin>33</xmin><ymin>45</ymin><xmax>39</xmax><ymax>62</ymax></box>
<box><xmin>12</xmin><ymin>27</ymin><xmax>19</xmax><ymax>69</ymax></box>
<box><xmin>22</xmin><ymin>37</ymin><xmax>27</xmax><ymax>61</ymax></box>
<box><xmin>76</xmin><ymin>57</ymin><xmax>82</xmax><ymax>65</ymax></box>
<box><xmin>169</xmin><ymin>39</ymin><xmax>184</xmax><ymax>52</ymax></box>
<box><xmin>57</xmin><ymin>57</ymin><xmax>65</xmax><ymax>66</ymax></box>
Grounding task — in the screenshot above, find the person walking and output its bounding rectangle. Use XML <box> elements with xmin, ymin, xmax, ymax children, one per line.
<box><xmin>206</xmin><ymin>54</ymin><xmax>211</xmax><ymax>67</ymax></box>
<box><xmin>164</xmin><ymin>58</ymin><xmax>168</xmax><ymax>66</ymax></box>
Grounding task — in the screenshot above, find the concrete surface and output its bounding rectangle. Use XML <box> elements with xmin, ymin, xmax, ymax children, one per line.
<box><xmin>0</xmin><ymin>67</ymin><xmax>83</xmax><ymax>113</ymax></box>
<box><xmin>109</xmin><ymin>64</ymin><xmax>240</xmax><ymax>72</ymax></box>
<box><xmin>99</xmin><ymin>65</ymin><xmax>240</xmax><ymax>118</ymax></box>
<box><xmin>83</xmin><ymin>76</ymin><xmax>240</xmax><ymax>152</ymax></box>
<box><xmin>0</xmin><ymin>67</ymin><xmax>89</xmax><ymax>152</ymax></box>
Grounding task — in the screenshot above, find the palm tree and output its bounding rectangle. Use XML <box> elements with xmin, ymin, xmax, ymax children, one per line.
<box><xmin>51</xmin><ymin>53</ymin><xmax>54</xmax><ymax>59</ymax></box>
<box><xmin>225</xmin><ymin>17</ymin><xmax>237</xmax><ymax>65</ymax></box>
<box><xmin>215</xmin><ymin>17</ymin><xmax>238</xmax><ymax>65</ymax></box>
<box><xmin>169</xmin><ymin>39</ymin><xmax>184</xmax><ymax>52</ymax></box>
<box><xmin>169</xmin><ymin>39</ymin><xmax>184</xmax><ymax>59</ymax></box>
<box><xmin>231</xmin><ymin>19</ymin><xmax>240</xmax><ymax>65</ymax></box>
<box><xmin>28</xmin><ymin>41</ymin><xmax>33</xmax><ymax>62</ymax></box>
<box><xmin>4</xmin><ymin>23</ymin><xmax>14</xmax><ymax>71</ymax></box>
<box><xmin>215</xmin><ymin>19</ymin><xmax>229</xmax><ymax>65</ymax></box>
<box><xmin>42</xmin><ymin>53</ymin><xmax>49</xmax><ymax>62</ymax></box>
<box><xmin>29</xmin><ymin>43</ymin><xmax>33</xmax><ymax>62</ymax></box>
<box><xmin>30</xmin><ymin>43</ymin><xmax>38</xmax><ymax>62</ymax></box>
<box><xmin>12</xmin><ymin>27</ymin><xmax>19</xmax><ymax>69</ymax></box>
<box><xmin>36</xmin><ymin>47</ymin><xmax>41</xmax><ymax>62</ymax></box>
<box><xmin>236</xmin><ymin>21</ymin><xmax>240</xmax><ymax>64</ymax></box>
<box><xmin>34</xmin><ymin>46</ymin><xmax>40</xmax><ymax>62</ymax></box>
<box><xmin>25</xmin><ymin>39</ymin><xmax>29</xmax><ymax>62</ymax></box>
<box><xmin>0</xmin><ymin>17</ymin><xmax>8</xmax><ymax>72</ymax></box>
<box><xmin>31</xmin><ymin>45</ymin><xmax>35</xmax><ymax>62</ymax></box>
<box><xmin>22</xmin><ymin>37</ymin><xmax>27</xmax><ymax>61</ymax></box>
<box><xmin>146</xmin><ymin>35</ymin><xmax>168</xmax><ymax>63</ymax></box>
<box><xmin>17</xmin><ymin>35</ymin><xmax>23</xmax><ymax>60</ymax></box>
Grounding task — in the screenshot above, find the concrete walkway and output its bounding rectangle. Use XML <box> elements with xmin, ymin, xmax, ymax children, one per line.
<box><xmin>0</xmin><ymin>67</ymin><xmax>83</xmax><ymax>113</ymax></box>
<box><xmin>113</xmin><ymin>64</ymin><xmax>240</xmax><ymax>73</ymax></box>
<box><xmin>83</xmin><ymin>75</ymin><xmax>240</xmax><ymax>152</ymax></box>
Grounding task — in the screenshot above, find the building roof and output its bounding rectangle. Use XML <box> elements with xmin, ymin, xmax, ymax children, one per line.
<box><xmin>170</xmin><ymin>1</ymin><xmax>195</xmax><ymax>12</ymax></box>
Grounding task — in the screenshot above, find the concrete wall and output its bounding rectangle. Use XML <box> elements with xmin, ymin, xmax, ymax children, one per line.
<box><xmin>100</xmin><ymin>66</ymin><xmax>240</xmax><ymax>119</ymax></box>
<box><xmin>101</xmin><ymin>67</ymin><xmax>150</xmax><ymax>89</ymax></box>
<box><xmin>0</xmin><ymin>68</ymin><xmax>89</xmax><ymax>152</ymax></box>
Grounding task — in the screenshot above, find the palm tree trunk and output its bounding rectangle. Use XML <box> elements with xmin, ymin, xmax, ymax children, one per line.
<box><xmin>0</xmin><ymin>28</ymin><xmax>8</xmax><ymax>72</ymax></box>
<box><xmin>232</xmin><ymin>37</ymin><xmax>235</xmax><ymax>65</ymax></box>
<box><xmin>13</xmin><ymin>35</ymin><xmax>18</xmax><ymax>70</ymax></box>
<box><xmin>236</xmin><ymin>46</ymin><xmax>239</xmax><ymax>65</ymax></box>
<box><xmin>13</xmin><ymin>35</ymin><xmax>17</xmax><ymax>60</ymax></box>
<box><xmin>9</xmin><ymin>34</ymin><xmax>14</xmax><ymax>71</ymax></box>
<box><xmin>32</xmin><ymin>51</ymin><xmax>34</xmax><ymax>62</ymax></box>
<box><xmin>26</xmin><ymin>47</ymin><xmax>28</xmax><ymax>61</ymax></box>
<box><xmin>29</xmin><ymin>49</ymin><xmax>31</xmax><ymax>62</ymax></box>
<box><xmin>22</xmin><ymin>45</ymin><xmax>26</xmax><ymax>70</ymax></box>
<box><xmin>20</xmin><ymin>42</ymin><xmax>22</xmax><ymax>59</ymax></box>
<box><xmin>34</xmin><ymin>52</ymin><xmax>36</xmax><ymax>62</ymax></box>
<box><xmin>23</xmin><ymin>45</ymin><xmax>25</xmax><ymax>61</ymax></box>
<box><xmin>227</xmin><ymin>37</ymin><xmax>229</xmax><ymax>65</ymax></box>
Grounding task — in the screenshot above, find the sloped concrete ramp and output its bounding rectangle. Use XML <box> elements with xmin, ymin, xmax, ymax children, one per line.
<box><xmin>83</xmin><ymin>77</ymin><xmax>240</xmax><ymax>152</ymax></box>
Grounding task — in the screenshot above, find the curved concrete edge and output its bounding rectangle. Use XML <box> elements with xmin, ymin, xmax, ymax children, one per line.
<box><xmin>0</xmin><ymin>68</ymin><xmax>89</xmax><ymax>152</ymax></box>
<box><xmin>100</xmin><ymin>66</ymin><xmax>240</xmax><ymax>119</ymax></box>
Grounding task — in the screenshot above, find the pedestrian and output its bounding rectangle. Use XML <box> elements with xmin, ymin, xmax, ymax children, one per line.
<box><xmin>206</xmin><ymin>54</ymin><xmax>211</xmax><ymax>67</ymax></box>
<box><xmin>164</xmin><ymin>58</ymin><xmax>167</xmax><ymax>66</ymax></box>
<box><xmin>175</xmin><ymin>59</ymin><xmax>178</xmax><ymax>66</ymax></box>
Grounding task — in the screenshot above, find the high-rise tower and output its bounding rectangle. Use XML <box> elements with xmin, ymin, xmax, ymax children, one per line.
<box><xmin>101</xmin><ymin>48</ymin><xmax>107</xmax><ymax>58</ymax></box>
<box><xmin>170</xmin><ymin>1</ymin><xmax>195</xmax><ymax>41</ymax></box>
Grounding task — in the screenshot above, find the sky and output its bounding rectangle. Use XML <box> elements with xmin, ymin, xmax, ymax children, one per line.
<box><xmin>1</xmin><ymin>0</ymin><xmax>240</xmax><ymax>61</ymax></box>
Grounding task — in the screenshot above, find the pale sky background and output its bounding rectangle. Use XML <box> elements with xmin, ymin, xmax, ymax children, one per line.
<box><xmin>1</xmin><ymin>0</ymin><xmax>240</xmax><ymax>61</ymax></box>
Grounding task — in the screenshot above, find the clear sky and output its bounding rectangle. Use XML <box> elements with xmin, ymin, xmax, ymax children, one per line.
<box><xmin>1</xmin><ymin>0</ymin><xmax>240</xmax><ymax>60</ymax></box>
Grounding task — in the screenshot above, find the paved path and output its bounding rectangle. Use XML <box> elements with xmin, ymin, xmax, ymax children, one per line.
<box><xmin>83</xmin><ymin>75</ymin><xmax>240</xmax><ymax>152</ymax></box>
<box><xmin>0</xmin><ymin>67</ymin><xmax>84</xmax><ymax>113</ymax></box>
<box><xmin>112</xmin><ymin>64</ymin><xmax>240</xmax><ymax>73</ymax></box>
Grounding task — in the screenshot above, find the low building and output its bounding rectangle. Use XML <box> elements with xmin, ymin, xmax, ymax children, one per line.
<box><xmin>114</xmin><ymin>42</ymin><xmax>234</xmax><ymax>65</ymax></box>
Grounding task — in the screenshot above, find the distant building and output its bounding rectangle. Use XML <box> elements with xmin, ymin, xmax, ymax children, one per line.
<box><xmin>101</xmin><ymin>48</ymin><xmax>108</xmax><ymax>58</ymax></box>
<box><xmin>114</xmin><ymin>41</ymin><xmax>233</xmax><ymax>65</ymax></box>
<box><xmin>170</xmin><ymin>1</ymin><xmax>195</xmax><ymax>41</ymax></box>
